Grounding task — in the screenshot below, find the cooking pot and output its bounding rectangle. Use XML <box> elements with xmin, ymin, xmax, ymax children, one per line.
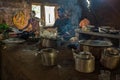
<box><xmin>41</xmin><ymin>38</ymin><xmax>57</xmax><ymax>48</ymax></box>
<box><xmin>100</xmin><ymin>47</ymin><xmax>120</xmax><ymax>69</ymax></box>
<box><xmin>38</xmin><ymin>48</ymin><xmax>59</xmax><ymax>66</ymax></box>
<box><xmin>73</xmin><ymin>50</ymin><xmax>95</xmax><ymax>73</ymax></box>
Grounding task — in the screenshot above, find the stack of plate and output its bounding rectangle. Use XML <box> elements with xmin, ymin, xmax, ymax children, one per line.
<box><xmin>2</xmin><ymin>38</ymin><xmax>25</xmax><ymax>44</ymax></box>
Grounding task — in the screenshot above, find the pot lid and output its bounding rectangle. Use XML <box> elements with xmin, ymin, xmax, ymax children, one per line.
<box><xmin>79</xmin><ymin>51</ymin><xmax>93</xmax><ymax>59</ymax></box>
<box><xmin>79</xmin><ymin>40</ymin><xmax>112</xmax><ymax>47</ymax></box>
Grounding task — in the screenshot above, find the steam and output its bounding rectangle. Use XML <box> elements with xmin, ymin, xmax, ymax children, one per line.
<box><xmin>57</xmin><ymin>0</ymin><xmax>82</xmax><ymax>27</ymax></box>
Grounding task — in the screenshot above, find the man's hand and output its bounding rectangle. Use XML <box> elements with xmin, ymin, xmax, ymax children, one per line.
<box><xmin>66</xmin><ymin>32</ymin><xmax>70</xmax><ymax>35</ymax></box>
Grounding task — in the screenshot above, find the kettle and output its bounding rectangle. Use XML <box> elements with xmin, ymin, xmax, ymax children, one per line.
<box><xmin>38</xmin><ymin>48</ymin><xmax>59</xmax><ymax>66</ymax></box>
<box><xmin>73</xmin><ymin>50</ymin><xmax>95</xmax><ymax>73</ymax></box>
<box><xmin>100</xmin><ymin>47</ymin><xmax>120</xmax><ymax>69</ymax></box>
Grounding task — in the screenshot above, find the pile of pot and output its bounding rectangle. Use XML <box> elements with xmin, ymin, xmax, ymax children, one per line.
<box><xmin>100</xmin><ymin>47</ymin><xmax>120</xmax><ymax>69</ymax></box>
<box><xmin>72</xmin><ymin>49</ymin><xmax>95</xmax><ymax>73</ymax></box>
<box><xmin>38</xmin><ymin>48</ymin><xmax>59</xmax><ymax>66</ymax></box>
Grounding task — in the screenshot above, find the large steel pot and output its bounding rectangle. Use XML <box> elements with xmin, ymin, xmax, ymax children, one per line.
<box><xmin>78</xmin><ymin>40</ymin><xmax>112</xmax><ymax>59</ymax></box>
<box><xmin>73</xmin><ymin>50</ymin><xmax>95</xmax><ymax>73</ymax></box>
<box><xmin>100</xmin><ymin>47</ymin><xmax>120</xmax><ymax>69</ymax></box>
<box><xmin>41</xmin><ymin>38</ymin><xmax>57</xmax><ymax>48</ymax></box>
<box><xmin>39</xmin><ymin>48</ymin><xmax>59</xmax><ymax>66</ymax></box>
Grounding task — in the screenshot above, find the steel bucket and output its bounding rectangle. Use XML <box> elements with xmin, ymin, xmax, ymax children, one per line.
<box><xmin>39</xmin><ymin>48</ymin><xmax>59</xmax><ymax>66</ymax></box>
<box><xmin>73</xmin><ymin>50</ymin><xmax>95</xmax><ymax>73</ymax></box>
<box><xmin>41</xmin><ymin>38</ymin><xmax>57</xmax><ymax>48</ymax></box>
<box><xmin>100</xmin><ymin>48</ymin><xmax>120</xmax><ymax>69</ymax></box>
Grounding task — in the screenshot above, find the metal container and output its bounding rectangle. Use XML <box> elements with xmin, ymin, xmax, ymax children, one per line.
<box><xmin>39</xmin><ymin>48</ymin><xmax>59</xmax><ymax>66</ymax></box>
<box><xmin>41</xmin><ymin>38</ymin><xmax>57</xmax><ymax>48</ymax></box>
<box><xmin>73</xmin><ymin>50</ymin><xmax>95</xmax><ymax>73</ymax></box>
<box><xmin>100</xmin><ymin>48</ymin><xmax>120</xmax><ymax>69</ymax></box>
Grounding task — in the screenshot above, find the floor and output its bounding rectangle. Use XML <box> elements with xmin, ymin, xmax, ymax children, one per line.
<box><xmin>1</xmin><ymin>41</ymin><xmax>120</xmax><ymax>80</ymax></box>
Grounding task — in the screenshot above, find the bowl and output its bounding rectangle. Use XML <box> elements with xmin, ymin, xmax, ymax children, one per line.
<box><xmin>109</xmin><ymin>30</ymin><xmax>120</xmax><ymax>34</ymax></box>
<box><xmin>99</xmin><ymin>26</ymin><xmax>111</xmax><ymax>33</ymax></box>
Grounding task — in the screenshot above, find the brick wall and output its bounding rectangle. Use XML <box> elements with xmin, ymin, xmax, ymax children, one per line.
<box><xmin>0</xmin><ymin>0</ymin><xmax>31</xmax><ymax>26</ymax></box>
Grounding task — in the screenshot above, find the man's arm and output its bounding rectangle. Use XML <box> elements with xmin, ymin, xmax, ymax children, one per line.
<box><xmin>53</xmin><ymin>19</ymin><xmax>59</xmax><ymax>28</ymax></box>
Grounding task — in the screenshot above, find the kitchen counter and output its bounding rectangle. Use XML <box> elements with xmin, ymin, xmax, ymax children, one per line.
<box><xmin>79</xmin><ymin>31</ymin><xmax>120</xmax><ymax>39</ymax></box>
<box><xmin>1</xmin><ymin>42</ymin><xmax>120</xmax><ymax>80</ymax></box>
<box><xmin>77</xmin><ymin>30</ymin><xmax>120</xmax><ymax>48</ymax></box>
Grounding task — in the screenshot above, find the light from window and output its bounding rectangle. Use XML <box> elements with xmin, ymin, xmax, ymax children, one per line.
<box><xmin>44</xmin><ymin>6</ymin><xmax>55</xmax><ymax>26</ymax></box>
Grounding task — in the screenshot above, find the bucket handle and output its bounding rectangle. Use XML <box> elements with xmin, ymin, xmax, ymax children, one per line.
<box><xmin>72</xmin><ymin>49</ymin><xmax>81</xmax><ymax>59</ymax></box>
<box><xmin>37</xmin><ymin>49</ymin><xmax>59</xmax><ymax>55</ymax></box>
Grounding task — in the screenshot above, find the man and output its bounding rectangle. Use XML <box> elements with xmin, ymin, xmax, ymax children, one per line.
<box><xmin>53</xmin><ymin>7</ymin><xmax>75</xmax><ymax>48</ymax></box>
<box><xmin>19</xmin><ymin>11</ymin><xmax>40</xmax><ymax>39</ymax></box>
<box><xmin>79</xmin><ymin>18</ymin><xmax>90</xmax><ymax>28</ymax></box>
<box><xmin>53</xmin><ymin>7</ymin><xmax>75</xmax><ymax>41</ymax></box>
<box><xmin>79</xmin><ymin>17</ymin><xmax>91</xmax><ymax>40</ymax></box>
<box><xmin>28</xmin><ymin>11</ymin><xmax>40</xmax><ymax>38</ymax></box>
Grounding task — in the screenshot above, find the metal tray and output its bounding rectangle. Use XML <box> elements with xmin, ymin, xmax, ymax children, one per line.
<box><xmin>79</xmin><ymin>40</ymin><xmax>112</xmax><ymax>47</ymax></box>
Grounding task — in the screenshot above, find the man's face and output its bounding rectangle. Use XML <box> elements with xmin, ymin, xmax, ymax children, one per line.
<box><xmin>58</xmin><ymin>10</ymin><xmax>64</xmax><ymax>18</ymax></box>
<box><xmin>31</xmin><ymin>12</ymin><xmax>35</xmax><ymax>17</ymax></box>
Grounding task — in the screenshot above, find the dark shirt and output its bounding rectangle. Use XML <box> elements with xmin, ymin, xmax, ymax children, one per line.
<box><xmin>53</xmin><ymin>17</ymin><xmax>75</xmax><ymax>40</ymax></box>
<box><xmin>29</xmin><ymin>17</ymin><xmax>39</xmax><ymax>32</ymax></box>
<box><xmin>19</xmin><ymin>17</ymin><xmax>40</xmax><ymax>39</ymax></box>
<box><xmin>53</xmin><ymin>17</ymin><xmax>71</xmax><ymax>35</ymax></box>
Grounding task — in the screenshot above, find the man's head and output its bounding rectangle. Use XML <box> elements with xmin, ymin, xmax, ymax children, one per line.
<box><xmin>57</xmin><ymin>7</ymin><xmax>65</xmax><ymax>18</ymax></box>
<box><xmin>30</xmin><ymin>11</ymin><xmax>36</xmax><ymax>17</ymax></box>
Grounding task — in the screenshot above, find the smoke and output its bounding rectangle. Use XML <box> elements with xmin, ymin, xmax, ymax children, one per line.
<box><xmin>57</xmin><ymin>0</ymin><xmax>82</xmax><ymax>26</ymax></box>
